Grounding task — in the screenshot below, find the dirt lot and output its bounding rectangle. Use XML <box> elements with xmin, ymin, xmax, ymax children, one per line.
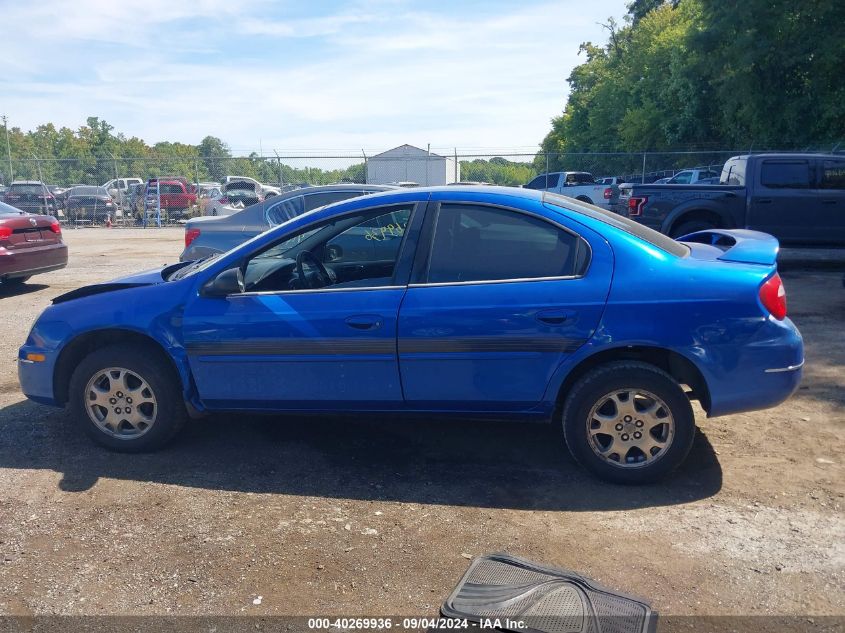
<box><xmin>0</xmin><ymin>228</ymin><xmax>842</xmax><ymax>623</ymax></box>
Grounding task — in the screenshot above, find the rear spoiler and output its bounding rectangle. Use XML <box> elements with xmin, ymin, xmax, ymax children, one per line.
<box><xmin>677</xmin><ymin>228</ymin><xmax>780</xmax><ymax>266</ymax></box>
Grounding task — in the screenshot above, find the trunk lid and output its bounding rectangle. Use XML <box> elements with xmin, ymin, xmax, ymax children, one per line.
<box><xmin>0</xmin><ymin>213</ymin><xmax>61</xmax><ymax>249</ymax></box>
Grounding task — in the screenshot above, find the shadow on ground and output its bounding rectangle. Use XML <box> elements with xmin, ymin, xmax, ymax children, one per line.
<box><xmin>0</xmin><ymin>400</ymin><xmax>722</xmax><ymax>511</ymax></box>
<box><xmin>0</xmin><ymin>282</ymin><xmax>49</xmax><ymax>299</ymax></box>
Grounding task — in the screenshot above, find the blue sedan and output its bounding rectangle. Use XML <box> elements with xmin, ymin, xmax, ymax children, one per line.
<box><xmin>18</xmin><ymin>187</ymin><xmax>803</xmax><ymax>483</ymax></box>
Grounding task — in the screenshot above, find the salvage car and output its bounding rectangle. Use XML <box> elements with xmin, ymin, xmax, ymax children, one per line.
<box><xmin>65</xmin><ymin>186</ymin><xmax>116</xmax><ymax>223</ymax></box>
<box><xmin>18</xmin><ymin>187</ymin><xmax>803</xmax><ymax>484</ymax></box>
<box><xmin>204</xmin><ymin>180</ymin><xmax>264</xmax><ymax>217</ymax></box>
<box><xmin>181</xmin><ymin>184</ymin><xmax>394</xmax><ymax>261</ymax></box>
<box><xmin>0</xmin><ymin>200</ymin><xmax>67</xmax><ymax>286</ymax></box>
<box><xmin>3</xmin><ymin>181</ymin><xmax>57</xmax><ymax>215</ymax></box>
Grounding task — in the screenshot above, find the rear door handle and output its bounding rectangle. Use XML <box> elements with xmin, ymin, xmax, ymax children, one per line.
<box><xmin>756</xmin><ymin>198</ymin><xmax>773</xmax><ymax>204</ymax></box>
<box><xmin>345</xmin><ymin>314</ymin><xmax>382</xmax><ymax>331</ymax></box>
<box><xmin>821</xmin><ymin>199</ymin><xmax>836</xmax><ymax>205</ymax></box>
<box><xmin>536</xmin><ymin>309</ymin><xmax>576</xmax><ymax>325</ymax></box>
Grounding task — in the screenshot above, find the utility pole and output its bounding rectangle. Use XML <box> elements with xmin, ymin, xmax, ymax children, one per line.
<box><xmin>274</xmin><ymin>150</ymin><xmax>283</xmax><ymax>188</ymax></box>
<box><xmin>2</xmin><ymin>115</ymin><xmax>12</xmax><ymax>183</ymax></box>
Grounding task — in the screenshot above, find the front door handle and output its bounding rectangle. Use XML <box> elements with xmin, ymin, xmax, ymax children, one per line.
<box><xmin>536</xmin><ymin>309</ymin><xmax>576</xmax><ymax>326</ymax></box>
<box><xmin>756</xmin><ymin>198</ymin><xmax>773</xmax><ymax>204</ymax></box>
<box><xmin>821</xmin><ymin>199</ymin><xmax>836</xmax><ymax>205</ymax></box>
<box><xmin>345</xmin><ymin>314</ymin><xmax>382</xmax><ymax>331</ymax></box>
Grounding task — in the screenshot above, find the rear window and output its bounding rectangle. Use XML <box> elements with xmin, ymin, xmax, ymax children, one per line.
<box><xmin>760</xmin><ymin>160</ymin><xmax>812</xmax><ymax>188</ymax></box>
<box><xmin>70</xmin><ymin>186</ymin><xmax>102</xmax><ymax>196</ymax></box>
<box><xmin>9</xmin><ymin>184</ymin><xmax>44</xmax><ymax>194</ymax></box>
<box><xmin>544</xmin><ymin>192</ymin><xmax>689</xmax><ymax>258</ymax></box>
<box><xmin>267</xmin><ymin>195</ymin><xmax>306</xmax><ymax>225</ymax></box>
<box><xmin>160</xmin><ymin>183</ymin><xmax>184</xmax><ymax>194</ymax></box>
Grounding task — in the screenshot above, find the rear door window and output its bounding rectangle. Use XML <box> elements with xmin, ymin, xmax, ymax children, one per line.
<box><xmin>424</xmin><ymin>203</ymin><xmax>588</xmax><ymax>284</ymax></box>
<box><xmin>820</xmin><ymin>160</ymin><xmax>845</xmax><ymax>189</ymax></box>
<box><xmin>760</xmin><ymin>161</ymin><xmax>812</xmax><ymax>188</ymax></box>
<box><xmin>566</xmin><ymin>173</ymin><xmax>594</xmax><ymax>185</ymax></box>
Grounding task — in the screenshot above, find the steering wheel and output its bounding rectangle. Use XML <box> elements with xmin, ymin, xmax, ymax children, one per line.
<box><xmin>295</xmin><ymin>250</ymin><xmax>336</xmax><ymax>289</ymax></box>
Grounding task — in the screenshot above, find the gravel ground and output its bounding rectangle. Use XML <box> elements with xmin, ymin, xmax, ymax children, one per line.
<box><xmin>0</xmin><ymin>227</ymin><xmax>842</xmax><ymax>622</ymax></box>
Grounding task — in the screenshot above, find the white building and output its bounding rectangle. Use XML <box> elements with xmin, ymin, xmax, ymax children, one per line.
<box><xmin>366</xmin><ymin>144</ymin><xmax>459</xmax><ymax>186</ymax></box>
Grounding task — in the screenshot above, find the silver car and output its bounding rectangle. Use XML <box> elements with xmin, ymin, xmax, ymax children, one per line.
<box><xmin>180</xmin><ymin>184</ymin><xmax>395</xmax><ymax>261</ymax></box>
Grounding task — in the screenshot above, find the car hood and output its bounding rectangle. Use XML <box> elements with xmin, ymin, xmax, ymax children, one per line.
<box><xmin>52</xmin><ymin>264</ymin><xmax>187</xmax><ymax>304</ymax></box>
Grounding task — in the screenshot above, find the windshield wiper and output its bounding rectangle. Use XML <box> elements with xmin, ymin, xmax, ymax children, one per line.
<box><xmin>170</xmin><ymin>253</ymin><xmax>221</xmax><ymax>280</ymax></box>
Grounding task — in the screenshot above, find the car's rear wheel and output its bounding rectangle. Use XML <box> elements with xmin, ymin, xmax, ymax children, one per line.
<box><xmin>562</xmin><ymin>361</ymin><xmax>695</xmax><ymax>484</ymax></box>
<box><xmin>69</xmin><ymin>344</ymin><xmax>187</xmax><ymax>452</ymax></box>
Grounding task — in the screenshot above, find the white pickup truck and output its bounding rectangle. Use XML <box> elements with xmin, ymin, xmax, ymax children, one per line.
<box><xmin>523</xmin><ymin>171</ymin><xmax>619</xmax><ymax>209</ymax></box>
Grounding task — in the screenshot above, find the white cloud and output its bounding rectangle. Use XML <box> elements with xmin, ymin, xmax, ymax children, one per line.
<box><xmin>0</xmin><ymin>0</ymin><xmax>625</xmax><ymax>153</ymax></box>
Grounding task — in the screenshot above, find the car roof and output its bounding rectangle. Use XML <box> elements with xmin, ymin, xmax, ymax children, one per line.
<box><xmin>728</xmin><ymin>153</ymin><xmax>844</xmax><ymax>161</ymax></box>
<box><xmin>352</xmin><ymin>184</ymin><xmax>541</xmax><ymax>203</ymax></box>
<box><xmin>10</xmin><ymin>180</ymin><xmax>45</xmax><ymax>185</ymax></box>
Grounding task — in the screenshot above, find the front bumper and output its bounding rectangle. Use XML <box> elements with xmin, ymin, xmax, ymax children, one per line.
<box><xmin>18</xmin><ymin>348</ymin><xmax>60</xmax><ymax>406</ymax></box>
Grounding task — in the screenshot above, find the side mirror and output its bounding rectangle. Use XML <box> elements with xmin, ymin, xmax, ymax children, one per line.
<box><xmin>202</xmin><ymin>267</ymin><xmax>244</xmax><ymax>297</ymax></box>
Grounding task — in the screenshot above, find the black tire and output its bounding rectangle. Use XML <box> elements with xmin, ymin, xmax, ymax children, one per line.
<box><xmin>68</xmin><ymin>343</ymin><xmax>187</xmax><ymax>452</ymax></box>
<box><xmin>562</xmin><ymin>361</ymin><xmax>695</xmax><ymax>484</ymax></box>
<box><xmin>670</xmin><ymin>219</ymin><xmax>715</xmax><ymax>238</ymax></box>
<box><xmin>575</xmin><ymin>196</ymin><xmax>593</xmax><ymax>205</ymax></box>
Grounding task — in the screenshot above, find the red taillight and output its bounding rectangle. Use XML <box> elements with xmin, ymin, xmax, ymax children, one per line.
<box><xmin>759</xmin><ymin>273</ymin><xmax>787</xmax><ymax>320</ymax></box>
<box><xmin>218</xmin><ymin>197</ymin><xmax>228</xmax><ymax>205</ymax></box>
<box><xmin>0</xmin><ymin>225</ymin><xmax>11</xmax><ymax>239</ymax></box>
<box><xmin>628</xmin><ymin>196</ymin><xmax>648</xmax><ymax>217</ymax></box>
<box><xmin>603</xmin><ymin>187</ymin><xmax>612</xmax><ymax>199</ymax></box>
<box><xmin>49</xmin><ymin>219</ymin><xmax>61</xmax><ymax>234</ymax></box>
<box><xmin>185</xmin><ymin>227</ymin><xmax>201</xmax><ymax>248</ymax></box>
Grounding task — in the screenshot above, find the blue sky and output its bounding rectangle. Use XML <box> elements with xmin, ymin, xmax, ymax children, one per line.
<box><xmin>0</xmin><ymin>0</ymin><xmax>625</xmax><ymax>154</ymax></box>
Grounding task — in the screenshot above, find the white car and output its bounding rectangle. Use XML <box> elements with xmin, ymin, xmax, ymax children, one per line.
<box><xmin>204</xmin><ymin>180</ymin><xmax>264</xmax><ymax>217</ymax></box>
<box><xmin>223</xmin><ymin>176</ymin><xmax>280</xmax><ymax>198</ymax></box>
<box><xmin>523</xmin><ymin>172</ymin><xmax>619</xmax><ymax>209</ymax></box>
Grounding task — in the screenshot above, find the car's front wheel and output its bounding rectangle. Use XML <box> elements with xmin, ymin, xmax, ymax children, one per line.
<box><xmin>69</xmin><ymin>344</ymin><xmax>187</xmax><ymax>452</ymax></box>
<box><xmin>562</xmin><ymin>361</ymin><xmax>695</xmax><ymax>484</ymax></box>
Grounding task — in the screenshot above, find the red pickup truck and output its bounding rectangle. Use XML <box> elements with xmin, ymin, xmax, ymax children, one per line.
<box><xmin>144</xmin><ymin>177</ymin><xmax>197</xmax><ymax>219</ymax></box>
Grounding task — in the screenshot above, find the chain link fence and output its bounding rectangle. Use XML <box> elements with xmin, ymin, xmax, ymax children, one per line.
<box><xmin>1</xmin><ymin>148</ymin><xmax>839</xmax><ymax>227</ymax></box>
